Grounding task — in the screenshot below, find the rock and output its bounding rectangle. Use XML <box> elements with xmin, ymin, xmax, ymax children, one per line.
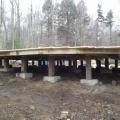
<box><xmin>112</xmin><ymin>81</ymin><xmax>117</xmax><ymax>86</ymax></box>
<box><xmin>8</xmin><ymin>79</ymin><xmax>16</xmax><ymax>83</ymax></box>
<box><xmin>29</xmin><ymin>105</ymin><xmax>35</xmax><ymax>110</ymax></box>
<box><xmin>99</xmin><ymin>81</ymin><xmax>103</xmax><ymax>86</ymax></box>
<box><xmin>0</xmin><ymin>82</ymin><xmax>4</xmax><ymax>86</ymax></box>
<box><xmin>60</xmin><ymin>111</ymin><xmax>69</xmax><ymax>119</ymax></box>
<box><xmin>84</xmin><ymin>109</ymin><xmax>87</xmax><ymax>112</ymax></box>
<box><xmin>63</xmin><ymin>103</ymin><xmax>68</xmax><ymax>106</ymax></box>
<box><xmin>107</xmin><ymin>110</ymin><xmax>113</xmax><ymax>115</ymax></box>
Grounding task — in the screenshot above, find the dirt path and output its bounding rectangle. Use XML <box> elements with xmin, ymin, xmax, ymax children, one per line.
<box><xmin>0</xmin><ymin>73</ymin><xmax>120</xmax><ymax>120</ymax></box>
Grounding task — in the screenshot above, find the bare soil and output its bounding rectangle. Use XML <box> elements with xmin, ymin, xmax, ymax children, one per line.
<box><xmin>0</xmin><ymin>73</ymin><xmax>120</xmax><ymax>120</ymax></box>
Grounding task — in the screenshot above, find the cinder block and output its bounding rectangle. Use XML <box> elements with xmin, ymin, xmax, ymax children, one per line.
<box><xmin>80</xmin><ymin>79</ymin><xmax>98</xmax><ymax>86</ymax></box>
<box><xmin>16</xmin><ymin>73</ymin><xmax>33</xmax><ymax>79</ymax></box>
<box><xmin>0</xmin><ymin>68</ymin><xmax>14</xmax><ymax>72</ymax></box>
<box><xmin>43</xmin><ymin>76</ymin><xmax>61</xmax><ymax>83</ymax></box>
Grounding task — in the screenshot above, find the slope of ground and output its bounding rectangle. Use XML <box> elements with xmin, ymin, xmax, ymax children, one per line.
<box><xmin>0</xmin><ymin>73</ymin><xmax>120</xmax><ymax>120</ymax></box>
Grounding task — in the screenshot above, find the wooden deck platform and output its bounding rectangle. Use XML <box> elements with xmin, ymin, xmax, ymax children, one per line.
<box><xmin>0</xmin><ymin>46</ymin><xmax>120</xmax><ymax>57</ymax></box>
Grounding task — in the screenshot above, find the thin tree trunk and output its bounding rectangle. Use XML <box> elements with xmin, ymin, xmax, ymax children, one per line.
<box><xmin>66</xmin><ymin>12</ymin><xmax>70</xmax><ymax>46</ymax></box>
<box><xmin>110</xmin><ymin>25</ymin><xmax>112</xmax><ymax>46</ymax></box>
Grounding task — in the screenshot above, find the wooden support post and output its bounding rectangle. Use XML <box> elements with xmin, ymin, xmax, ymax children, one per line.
<box><xmin>0</xmin><ymin>59</ymin><xmax>2</xmax><ymax>67</ymax></box>
<box><xmin>32</xmin><ymin>60</ymin><xmax>34</xmax><ymax>66</ymax></box>
<box><xmin>96</xmin><ymin>59</ymin><xmax>101</xmax><ymax>68</ymax></box>
<box><xmin>105</xmin><ymin>58</ymin><xmax>109</xmax><ymax>69</ymax></box>
<box><xmin>21</xmin><ymin>59</ymin><xmax>28</xmax><ymax>73</ymax></box>
<box><xmin>115</xmin><ymin>59</ymin><xmax>118</xmax><ymax>68</ymax></box>
<box><xmin>3</xmin><ymin>59</ymin><xmax>9</xmax><ymax>69</ymax></box>
<box><xmin>86</xmin><ymin>58</ymin><xmax>92</xmax><ymax>80</ymax></box>
<box><xmin>48</xmin><ymin>56</ymin><xmax>55</xmax><ymax>76</ymax></box>
<box><xmin>38</xmin><ymin>60</ymin><xmax>41</xmax><ymax>67</ymax></box>
<box><xmin>60</xmin><ymin>60</ymin><xmax>62</xmax><ymax>66</ymax></box>
<box><xmin>43</xmin><ymin>60</ymin><xmax>46</xmax><ymax>66</ymax></box>
<box><xmin>56</xmin><ymin>60</ymin><xmax>59</xmax><ymax>66</ymax></box>
<box><xmin>73</xmin><ymin>59</ymin><xmax>77</xmax><ymax>69</ymax></box>
<box><xmin>81</xmin><ymin>60</ymin><xmax>83</xmax><ymax>67</ymax></box>
<box><xmin>68</xmin><ymin>59</ymin><xmax>72</xmax><ymax>67</ymax></box>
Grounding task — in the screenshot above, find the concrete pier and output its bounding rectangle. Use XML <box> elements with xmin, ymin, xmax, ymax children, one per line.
<box><xmin>21</xmin><ymin>59</ymin><xmax>28</xmax><ymax>73</ymax></box>
<box><xmin>80</xmin><ymin>58</ymin><xmax>98</xmax><ymax>86</ymax></box>
<box><xmin>16</xmin><ymin>59</ymin><xmax>33</xmax><ymax>79</ymax></box>
<box><xmin>43</xmin><ymin>56</ymin><xmax>61</xmax><ymax>83</ymax></box>
<box><xmin>73</xmin><ymin>59</ymin><xmax>77</xmax><ymax>69</ymax></box>
<box><xmin>0</xmin><ymin>59</ymin><xmax>14</xmax><ymax>72</ymax></box>
<box><xmin>86</xmin><ymin>58</ymin><xmax>92</xmax><ymax>80</ymax></box>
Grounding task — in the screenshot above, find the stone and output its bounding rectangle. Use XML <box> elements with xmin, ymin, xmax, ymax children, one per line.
<box><xmin>112</xmin><ymin>80</ymin><xmax>117</xmax><ymax>86</ymax></box>
<box><xmin>99</xmin><ymin>81</ymin><xmax>103</xmax><ymax>86</ymax></box>
<box><xmin>8</xmin><ymin>79</ymin><xmax>16</xmax><ymax>83</ymax></box>
<box><xmin>16</xmin><ymin>73</ymin><xmax>33</xmax><ymax>79</ymax></box>
<box><xmin>0</xmin><ymin>82</ymin><xmax>3</xmax><ymax>86</ymax></box>
<box><xmin>60</xmin><ymin>111</ymin><xmax>69</xmax><ymax>119</ymax></box>
<box><xmin>43</xmin><ymin>76</ymin><xmax>61</xmax><ymax>83</ymax></box>
<box><xmin>0</xmin><ymin>68</ymin><xmax>14</xmax><ymax>72</ymax></box>
<box><xmin>80</xmin><ymin>79</ymin><xmax>98</xmax><ymax>86</ymax></box>
<box><xmin>29</xmin><ymin>105</ymin><xmax>35</xmax><ymax>110</ymax></box>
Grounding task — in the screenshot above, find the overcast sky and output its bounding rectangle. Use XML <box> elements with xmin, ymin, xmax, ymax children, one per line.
<box><xmin>4</xmin><ymin>0</ymin><xmax>120</xmax><ymax>23</ymax></box>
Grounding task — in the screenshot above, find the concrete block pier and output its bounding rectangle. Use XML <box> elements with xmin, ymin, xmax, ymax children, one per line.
<box><xmin>43</xmin><ymin>56</ymin><xmax>61</xmax><ymax>83</ymax></box>
<box><xmin>80</xmin><ymin>57</ymin><xmax>98</xmax><ymax>86</ymax></box>
<box><xmin>16</xmin><ymin>59</ymin><xmax>33</xmax><ymax>79</ymax></box>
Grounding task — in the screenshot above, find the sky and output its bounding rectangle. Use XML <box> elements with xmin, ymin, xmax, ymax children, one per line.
<box><xmin>4</xmin><ymin>0</ymin><xmax>120</xmax><ymax>23</ymax></box>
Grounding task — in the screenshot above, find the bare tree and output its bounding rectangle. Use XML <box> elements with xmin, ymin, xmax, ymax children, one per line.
<box><xmin>10</xmin><ymin>0</ymin><xmax>15</xmax><ymax>49</ymax></box>
<box><xmin>0</xmin><ymin>0</ymin><xmax>8</xmax><ymax>49</ymax></box>
<box><xmin>14</xmin><ymin>0</ymin><xmax>21</xmax><ymax>48</ymax></box>
<box><xmin>42</xmin><ymin>0</ymin><xmax>53</xmax><ymax>46</ymax></box>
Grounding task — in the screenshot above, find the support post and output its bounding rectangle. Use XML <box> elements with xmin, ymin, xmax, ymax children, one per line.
<box><xmin>86</xmin><ymin>58</ymin><xmax>92</xmax><ymax>80</ymax></box>
<box><xmin>56</xmin><ymin>60</ymin><xmax>59</xmax><ymax>66</ymax></box>
<box><xmin>73</xmin><ymin>59</ymin><xmax>77</xmax><ymax>69</ymax></box>
<box><xmin>96</xmin><ymin>59</ymin><xmax>101</xmax><ymax>68</ymax></box>
<box><xmin>43</xmin><ymin>56</ymin><xmax>61</xmax><ymax>83</ymax></box>
<box><xmin>16</xmin><ymin>59</ymin><xmax>33</xmax><ymax>79</ymax></box>
<box><xmin>115</xmin><ymin>59</ymin><xmax>118</xmax><ymax>68</ymax></box>
<box><xmin>43</xmin><ymin>60</ymin><xmax>46</xmax><ymax>66</ymax></box>
<box><xmin>80</xmin><ymin>57</ymin><xmax>98</xmax><ymax>86</ymax></box>
<box><xmin>62</xmin><ymin>60</ymin><xmax>65</xmax><ymax>66</ymax></box>
<box><xmin>3</xmin><ymin>59</ymin><xmax>9</xmax><ymax>69</ymax></box>
<box><xmin>48</xmin><ymin>56</ymin><xmax>55</xmax><ymax>76</ymax></box>
<box><xmin>0</xmin><ymin>59</ymin><xmax>2</xmax><ymax>67</ymax></box>
<box><xmin>105</xmin><ymin>58</ymin><xmax>109</xmax><ymax>69</ymax></box>
<box><xmin>81</xmin><ymin>60</ymin><xmax>83</xmax><ymax>67</ymax></box>
<box><xmin>0</xmin><ymin>59</ymin><xmax>14</xmax><ymax>72</ymax></box>
<box><xmin>21</xmin><ymin>59</ymin><xmax>28</xmax><ymax>73</ymax></box>
<box><xmin>60</xmin><ymin>60</ymin><xmax>62</xmax><ymax>66</ymax></box>
<box><xmin>38</xmin><ymin>60</ymin><xmax>41</xmax><ymax>67</ymax></box>
<box><xmin>32</xmin><ymin>60</ymin><xmax>34</xmax><ymax>66</ymax></box>
<box><xmin>68</xmin><ymin>59</ymin><xmax>72</xmax><ymax>67</ymax></box>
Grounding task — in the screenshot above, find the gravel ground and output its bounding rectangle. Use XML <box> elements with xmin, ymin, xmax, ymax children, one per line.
<box><xmin>0</xmin><ymin>73</ymin><xmax>120</xmax><ymax>120</ymax></box>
